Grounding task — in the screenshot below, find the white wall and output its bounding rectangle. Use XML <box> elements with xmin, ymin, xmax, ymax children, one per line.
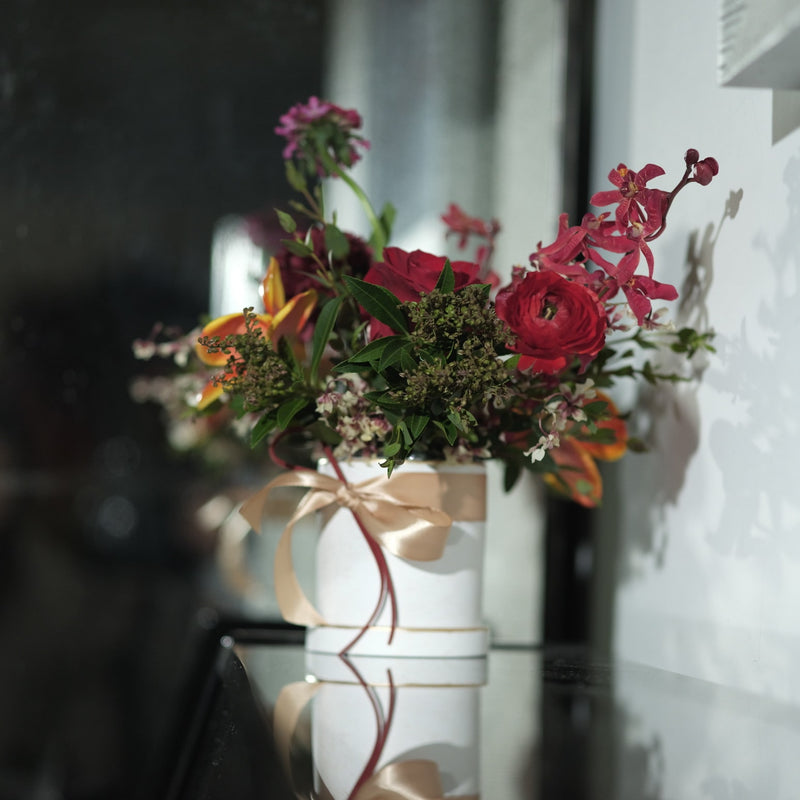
<box><xmin>593</xmin><ymin>0</ymin><xmax>800</xmax><ymax>705</ymax></box>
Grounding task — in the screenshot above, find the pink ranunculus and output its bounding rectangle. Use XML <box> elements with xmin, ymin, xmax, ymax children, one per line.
<box><xmin>363</xmin><ymin>247</ymin><xmax>483</xmax><ymax>338</ymax></box>
<box><xmin>495</xmin><ymin>271</ymin><xmax>607</xmax><ymax>374</ymax></box>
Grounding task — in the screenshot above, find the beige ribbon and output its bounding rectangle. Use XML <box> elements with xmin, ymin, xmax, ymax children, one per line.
<box><xmin>352</xmin><ymin>759</ymin><xmax>478</xmax><ymax>799</ymax></box>
<box><xmin>274</xmin><ymin>680</ymin><xmax>479</xmax><ymax>800</ymax></box>
<box><xmin>240</xmin><ymin>469</ymin><xmax>486</xmax><ymax>627</ymax></box>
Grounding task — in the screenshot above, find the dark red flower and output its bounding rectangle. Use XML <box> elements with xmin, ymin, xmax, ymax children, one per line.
<box><xmin>495</xmin><ymin>271</ymin><xmax>607</xmax><ymax>374</ymax></box>
<box><xmin>363</xmin><ymin>247</ymin><xmax>483</xmax><ymax>338</ymax></box>
<box><xmin>275</xmin><ymin>228</ymin><xmax>373</xmax><ymax>298</ymax></box>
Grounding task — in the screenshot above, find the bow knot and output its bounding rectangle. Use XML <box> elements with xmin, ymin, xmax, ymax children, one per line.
<box><xmin>335</xmin><ymin>482</ymin><xmax>362</xmax><ymax>511</ymax></box>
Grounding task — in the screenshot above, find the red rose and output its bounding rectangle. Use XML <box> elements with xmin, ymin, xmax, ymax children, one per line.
<box><xmin>364</xmin><ymin>247</ymin><xmax>482</xmax><ymax>338</ymax></box>
<box><xmin>495</xmin><ymin>271</ymin><xmax>607</xmax><ymax>374</ymax></box>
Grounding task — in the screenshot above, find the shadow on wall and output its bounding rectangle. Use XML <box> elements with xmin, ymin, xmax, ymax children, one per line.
<box><xmin>706</xmin><ymin>154</ymin><xmax>800</xmax><ymax>560</ymax></box>
<box><xmin>614</xmin><ymin>187</ymin><xmax>742</xmax><ymax>581</ymax></box>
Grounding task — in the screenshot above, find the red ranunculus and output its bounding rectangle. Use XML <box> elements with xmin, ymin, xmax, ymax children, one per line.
<box><xmin>364</xmin><ymin>247</ymin><xmax>483</xmax><ymax>338</ymax></box>
<box><xmin>496</xmin><ymin>271</ymin><xmax>607</xmax><ymax>374</ymax></box>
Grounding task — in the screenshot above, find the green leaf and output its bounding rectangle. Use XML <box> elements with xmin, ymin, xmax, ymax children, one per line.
<box><xmin>277</xmin><ymin>336</ymin><xmax>304</xmax><ymax>382</ymax></box>
<box><xmin>589</xmin><ymin>428</ymin><xmax>617</xmax><ymax>444</ymax></box>
<box><xmin>285</xmin><ymin>160</ymin><xmax>307</xmax><ymax>193</ymax></box>
<box><xmin>310</xmin><ymin>297</ymin><xmax>343</xmax><ymax>380</ymax></box>
<box><xmin>626</xmin><ymin>436</ymin><xmax>648</xmax><ymax>453</ymax></box>
<box><xmin>250</xmin><ymin>413</ymin><xmax>277</xmax><ymax>447</ymax></box>
<box><xmin>275</xmin><ymin>208</ymin><xmax>297</xmax><ymax>234</ymax></box>
<box><xmin>433</xmin><ymin>419</ymin><xmax>458</xmax><ymax>445</ymax></box>
<box><xmin>276</xmin><ymin>396</ymin><xmax>309</xmax><ymax>430</ymax></box>
<box><xmin>383</xmin><ymin>440</ymin><xmax>402</xmax><ymax>457</ymax></box>
<box><xmin>400</xmin><ymin>347</ymin><xmax>417</xmax><ymax>373</ymax></box>
<box><xmin>379</xmin><ymin>202</ymin><xmax>396</xmax><ymax>241</ymax></box>
<box><xmin>583</xmin><ymin>399</ymin><xmax>611</xmax><ymax>417</ymax></box>
<box><xmin>379</xmin><ymin>339</ymin><xmax>415</xmax><ymax>371</ymax></box>
<box><xmin>406</xmin><ymin>413</ymin><xmax>429</xmax><ymax>440</ymax></box>
<box><xmin>434</xmin><ymin>260</ymin><xmax>455</xmax><ymax>293</ymax></box>
<box><xmin>282</xmin><ymin>238</ymin><xmax>313</xmax><ymax>257</ymax></box>
<box><xmin>337</xmin><ymin>336</ymin><xmax>400</xmax><ymax>368</ymax></box>
<box><xmin>344</xmin><ymin>276</ymin><xmax>408</xmax><ymax>334</ymax></box>
<box><xmin>447</xmin><ymin>409</ymin><xmax>466</xmax><ymax>432</ymax></box>
<box><xmin>324</xmin><ymin>224</ymin><xmax>350</xmax><ymax>259</ymax></box>
<box><xmin>397</xmin><ymin>421</ymin><xmax>413</xmax><ymax>447</ymax></box>
<box><xmin>307</xmin><ymin>420</ymin><xmax>343</xmax><ymax>445</ymax></box>
<box><xmin>364</xmin><ymin>390</ymin><xmax>406</xmax><ymax>414</ymax></box>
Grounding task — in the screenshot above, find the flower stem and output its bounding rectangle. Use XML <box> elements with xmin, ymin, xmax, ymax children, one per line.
<box><xmin>317</xmin><ymin>149</ymin><xmax>387</xmax><ymax>258</ymax></box>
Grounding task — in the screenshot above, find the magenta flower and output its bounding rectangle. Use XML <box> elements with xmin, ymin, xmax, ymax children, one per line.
<box><xmin>603</xmin><ymin>272</ymin><xmax>678</xmax><ymax>325</ymax></box>
<box><xmin>591</xmin><ymin>163</ymin><xmax>667</xmax><ymax>230</ymax></box>
<box><xmin>275</xmin><ymin>96</ymin><xmax>370</xmax><ymax>176</ymax></box>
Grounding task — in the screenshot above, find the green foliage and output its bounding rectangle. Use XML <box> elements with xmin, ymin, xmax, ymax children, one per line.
<box><xmin>275</xmin><ymin>208</ymin><xmax>297</xmax><ymax>234</ymax></box>
<box><xmin>343</xmin><ymin>276</ymin><xmax>409</xmax><ymax>334</ymax></box>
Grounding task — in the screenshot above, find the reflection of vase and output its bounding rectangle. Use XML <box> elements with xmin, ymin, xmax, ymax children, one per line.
<box><xmin>307</xmin><ymin>653</ymin><xmax>483</xmax><ymax>800</ymax></box>
<box><xmin>307</xmin><ymin>458</ymin><xmax>489</xmax><ymax>657</ymax></box>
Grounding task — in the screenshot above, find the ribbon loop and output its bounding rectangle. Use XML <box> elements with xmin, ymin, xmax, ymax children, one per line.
<box><xmin>239</xmin><ymin>465</ymin><xmax>486</xmax><ymax>629</ymax></box>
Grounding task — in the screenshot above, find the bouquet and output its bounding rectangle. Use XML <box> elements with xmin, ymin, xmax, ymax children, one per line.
<box><xmin>134</xmin><ymin>96</ymin><xmax>716</xmax><ymax>508</ymax></box>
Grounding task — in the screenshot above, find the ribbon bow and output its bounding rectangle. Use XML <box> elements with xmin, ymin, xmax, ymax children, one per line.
<box><xmin>240</xmin><ymin>468</ymin><xmax>484</xmax><ymax>628</ymax></box>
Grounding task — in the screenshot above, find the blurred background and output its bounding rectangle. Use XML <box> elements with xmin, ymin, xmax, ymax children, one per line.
<box><xmin>5</xmin><ymin>0</ymin><xmax>799</xmax><ymax>797</ymax></box>
<box><xmin>0</xmin><ymin>1</ymin><xmax>582</xmax><ymax>797</ymax></box>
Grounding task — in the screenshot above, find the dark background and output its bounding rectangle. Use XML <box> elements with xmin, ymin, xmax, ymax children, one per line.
<box><xmin>0</xmin><ymin>2</ymin><xmax>326</xmax><ymax>797</ymax></box>
<box><xmin>0</xmin><ymin>1</ymin><xmax>598</xmax><ymax>797</ymax></box>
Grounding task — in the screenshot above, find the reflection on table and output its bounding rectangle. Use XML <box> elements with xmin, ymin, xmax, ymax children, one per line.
<box><xmin>166</xmin><ymin>629</ymin><xmax>800</xmax><ymax>799</ymax></box>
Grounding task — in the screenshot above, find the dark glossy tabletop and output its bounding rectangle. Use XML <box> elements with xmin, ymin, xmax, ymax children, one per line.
<box><xmin>164</xmin><ymin>626</ymin><xmax>800</xmax><ymax>799</ymax></box>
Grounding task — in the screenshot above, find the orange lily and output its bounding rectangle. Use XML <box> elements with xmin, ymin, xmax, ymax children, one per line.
<box><xmin>195</xmin><ymin>257</ymin><xmax>317</xmax><ymax>409</ymax></box>
<box><xmin>544</xmin><ymin>393</ymin><xmax>627</xmax><ymax>507</ymax></box>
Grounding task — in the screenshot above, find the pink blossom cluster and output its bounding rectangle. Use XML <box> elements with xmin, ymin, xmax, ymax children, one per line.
<box><xmin>316</xmin><ymin>374</ymin><xmax>392</xmax><ymax>459</ymax></box>
<box><xmin>527</xmin><ymin>150</ymin><xmax>718</xmax><ymax>325</ymax></box>
<box><xmin>275</xmin><ymin>96</ymin><xmax>370</xmax><ymax>175</ymax></box>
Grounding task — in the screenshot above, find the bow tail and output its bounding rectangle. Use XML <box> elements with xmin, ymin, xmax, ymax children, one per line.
<box><xmin>273</xmin><ymin>490</ymin><xmax>334</xmax><ymax>627</ymax></box>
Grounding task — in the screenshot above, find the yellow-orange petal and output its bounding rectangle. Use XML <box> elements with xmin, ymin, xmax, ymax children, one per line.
<box><xmin>270</xmin><ymin>288</ymin><xmax>318</xmax><ymax>342</ymax></box>
<box><xmin>195</xmin><ymin>312</ymin><xmax>273</xmax><ymax>366</ymax></box>
<box><xmin>544</xmin><ymin>438</ymin><xmax>603</xmax><ymax>508</ymax></box>
<box><xmin>195</xmin><ymin>313</ymin><xmax>246</xmax><ymax>366</ymax></box>
<box><xmin>261</xmin><ymin>257</ymin><xmax>286</xmax><ymax>316</ymax></box>
<box><xmin>196</xmin><ymin>380</ymin><xmax>224</xmax><ymax>410</ymax></box>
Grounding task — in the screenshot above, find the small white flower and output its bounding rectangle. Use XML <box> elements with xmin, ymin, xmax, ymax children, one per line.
<box><xmin>524</xmin><ymin>431</ymin><xmax>560</xmax><ymax>463</ymax></box>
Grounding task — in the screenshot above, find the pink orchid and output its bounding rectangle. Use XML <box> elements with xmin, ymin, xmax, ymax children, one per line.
<box><xmin>591</xmin><ymin>162</ymin><xmax>667</xmax><ymax>230</ymax></box>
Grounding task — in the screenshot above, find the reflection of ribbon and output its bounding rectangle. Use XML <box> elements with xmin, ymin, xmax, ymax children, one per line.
<box><xmin>352</xmin><ymin>759</ymin><xmax>478</xmax><ymax>800</ymax></box>
<box><xmin>273</xmin><ymin>659</ymin><xmax>479</xmax><ymax>800</ymax></box>
<box><xmin>239</xmin><ymin>467</ymin><xmax>486</xmax><ymax>636</ymax></box>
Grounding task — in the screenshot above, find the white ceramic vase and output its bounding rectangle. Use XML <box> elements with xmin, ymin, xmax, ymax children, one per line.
<box><xmin>306</xmin><ymin>458</ymin><xmax>489</xmax><ymax>657</ymax></box>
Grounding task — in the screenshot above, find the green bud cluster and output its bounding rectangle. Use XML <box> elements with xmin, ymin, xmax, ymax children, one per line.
<box><xmin>198</xmin><ymin>311</ymin><xmax>293</xmax><ymax>414</ymax></box>
<box><xmin>392</xmin><ymin>286</ymin><xmax>513</xmax><ymax>418</ymax></box>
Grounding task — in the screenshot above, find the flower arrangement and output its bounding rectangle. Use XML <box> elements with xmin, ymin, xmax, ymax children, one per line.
<box><xmin>134</xmin><ymin>96</ymin><xmax>716</xmax><ymax>507</ymax></box>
